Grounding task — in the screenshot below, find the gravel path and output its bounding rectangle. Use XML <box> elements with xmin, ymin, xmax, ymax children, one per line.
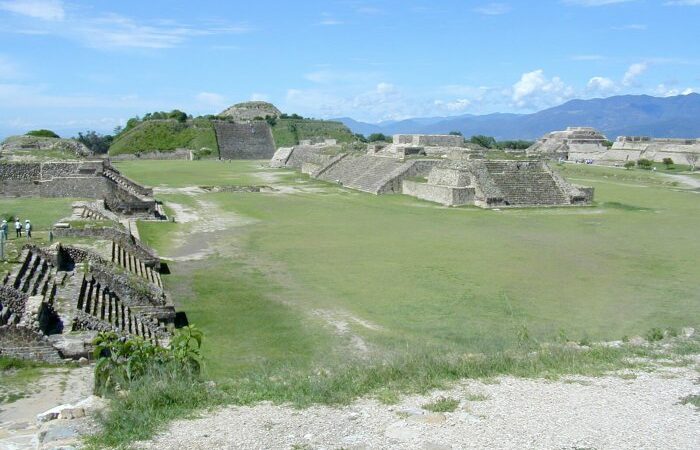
<box><xmin>137</xmin><ymin>366</ymin><xmax>699</xmax><ymax>450</ymax></box>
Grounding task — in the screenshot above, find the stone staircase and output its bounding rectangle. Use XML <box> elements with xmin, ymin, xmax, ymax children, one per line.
<box><xmin>75</xmin><ymin>275</ymin><xmax>166</xmax><ymax>345</ymax></box>
<box><xmin>317</xmin><ymin>155</ymin><xmax>409</xmax><ymax>194</ymax></box>
<box><xmin>484</xmin><ymin>161</ymin><xmax>569</xmax><ymax>206</ymax></box>
<box><xmin>103</xmin><ymin>167</ymin><xmax>152</xmax><ymax>202</ymax></box>
<box><xmin>3</xmin><ymin>248</ymin><xmax>57</xmax><ymax>302</ymax></box>
<box><xmin>214</xmin><ymin>121</ymin><xmax>276</xmax><ymax>160</ymax></box>
<box><xmin>111</xmin><ymin>241</ymin><xmax>163</xmax><ymax>289</ymax></box>
<box><xmin>0</xmin><ymin>326</ymin><xmax>63</xmax><ymax>362</ymax></box>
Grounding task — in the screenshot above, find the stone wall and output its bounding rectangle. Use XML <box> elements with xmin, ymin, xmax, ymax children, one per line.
<box><xmin>108</xmin><ymin>149</ymin><xmax>192</xmax><ymax>161</ymax></box>
<box><xmin>0</xmin><ymin>325</ymin><xmax>63</xmax><ymax>362</ymax></box>
<box><xmin>402</xmin><ymin>181</ymin><xmax>475</xmax><ymax>206</ymax></box>
<box><xmin>214</xmin><ymin>121</ymin><xmax>276</xmax><ymax>160</ymax></box>
<box><xmin>51</xmin><ymin>227</ymin><xmax>160</xmax><ymax>268</ymax></box>
<box><xmin>393</xmin><ymin>135</ymin><xmax>464</xmax><ymax>147</ymax></box>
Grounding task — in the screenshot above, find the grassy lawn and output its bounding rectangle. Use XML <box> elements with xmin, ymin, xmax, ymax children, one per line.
<box><xmin>131</xmin><ymin>161</ymin><xmax>700</xmax><ymax>383</ymax></box>
<box><xmin>114</xmin><ymin>160</ymin><xmax>269</xmax><ymax>188</ymax></box>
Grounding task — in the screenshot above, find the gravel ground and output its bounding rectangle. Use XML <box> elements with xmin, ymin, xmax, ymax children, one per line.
<box><xmin>137</xmin><ymin>365</ymin><xmax>699</xmax><ymax>450</ymax></box>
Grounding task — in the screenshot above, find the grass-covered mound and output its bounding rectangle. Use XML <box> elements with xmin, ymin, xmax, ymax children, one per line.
<box><xmin>0</xmin><ymin>135</ymin><xmax>91</xmax><ymax>160</ymax></box>
<box><xmin>271</xmin><ymin>118</ymin><xmax>355</xmax><ymax>147</ymax></box>
<box><xmin>108</xmin><ymin>118</ymin><xmax>217</xmax><ymax>156</ymax></box>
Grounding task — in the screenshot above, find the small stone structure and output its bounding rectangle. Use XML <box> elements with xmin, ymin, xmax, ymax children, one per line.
<box><xmin>375</xmin><ymin>134</ymin><xmax>478</xmax><ymax>159</ymax></box>
<box><xmin>0</xmin><ymin>243</ymin><xmax>177</xmax><ymax>361</ymax></box>
<box><xmin>607</xmin><ymin>137</ymin><xmax>700</xmax><ymax>165</ymax></box>
<box><xmin>0</xmin><ymin>135</ymin><xmax>92</xmax><ymax>159</ymax></box>
<box><xmin>0</xmin><ymin>160</ymin><xmax>165</xmax><ymax>219</ymax></box>
<box><xmin>527</xmin><ymin>127</ymin><xmax>609</xmax><ymax>160</ymax></box>
<box><xmin>403</xmin><ymin>160</ymin><xmax>593</xmax><ymax>208</ymax></box>
<box><xmin>219</xmin><ymin>101</ymin><xmax>281</xmax><ymax>121</ymax></box>
<box><xmin>270</xmin><ymin>136</ymin><xmax>592</xmax><ymax>207</ymax></box>
<box><xmin>214</xmin><ymin>121</ymin><xmax>276</xmax><ymax>160</ymax></box>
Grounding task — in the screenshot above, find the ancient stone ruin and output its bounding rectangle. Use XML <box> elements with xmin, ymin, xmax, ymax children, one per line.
<box><xmin>527</xmin><ymin>127</ymin><xmax>610</xmax><ymax>160</ymax></box>
<box><xmin>528</xmin><ymin>128</ymin><xmax>700</xmax><ymax>166</ymax></box>
<box><xmin>403</xmin><ymin>160</ymin><xmax>593</xmax><ymax>207</ymax></box>
<box><xmin>214</xmin><ymin>121</ymin><xmax>276</xmax><ymax>160</ymax></box>
<box><xmin>218</xmin><ymin>101</ymin><xmax>281</xmax><ymax>122</ymax></box>
<box><xmin>0</xmin><ymin>160</ymin><xmax>166</xmax><ymax>219</ymax></box>
<box><xmin>271</xmin><ymin>135</ymin><xmax>593</xmax><ymax>207</ymax></box>
<box><xmin>0</xmin><ymin>242</ymin><xmax>176</xmax><ymax>361</ymax></box>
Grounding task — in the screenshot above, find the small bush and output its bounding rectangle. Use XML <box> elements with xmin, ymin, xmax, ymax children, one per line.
<box><xmin>646</xmin><ymin>327</ymin><xmax>665</xmax><ymax>342</ymax></box>
<box><xmin>662</xmin><ymin>157</ymin><xmax>674</xmax><ymax>169</ymax></box>
<box><xmin>26</xmin><ymin>129</ymin><xmax>59</xmax><ymax>138</ymax></box>
<box><xmin>423</xmin><ymin>396</ymin><xmax>460</xmax><ymax>412</ymax></box>
<box><xmin>624</xmin><ymin>161</ymin><xmax>635</xmax><ymax>170</ymax></box>
<box><xmin>637</xmin><ymin>159</ymin><xmax>653</xmax><ymax>170</ymax></box>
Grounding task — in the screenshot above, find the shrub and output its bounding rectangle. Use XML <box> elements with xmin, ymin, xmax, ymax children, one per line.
<box><xmin>449</xmin><ymin>131</ymin><xmax>463</xmax><ymax>136</ymax></box>
<box><xmin>637</xmin><ymin>159</ymin><xmax>653</xmax><ymax>170</ymax></box>
<box><xmin>662</xmin><ymin>157</ymin><xmax>674</xmax><ymax>169</ymax></box>
<box><xmin>368</xmin><ymin>133</ymin><xmax>390</xmax><ymax>142</ymax></box>
<box><xmin>25</xmin><ymin>129</ymin><xmax>59</xmax><ymax>138</ymax></box>
<box><xmin>646</xmin><ymin>327</ymin><xmax>664</xmax><ymax>342</ymax></box>
<box><xmin>92</xmin><ymin>325</ymin><xmax>203</xmax><ymax>395</ymax></box>
<box><xmin>470</xmin><ymin>135</ymin><xmax>497</xmax><ymax>149</ymax></box>
<box><xmin>624</xmin><ymin>161</ymin><xmax>635</xmax><ymax>170</ymax></box>
<box><xmin>76</xmin><ymin>130</ymin><xmax>113</xmax><ymax>154</ymax></box>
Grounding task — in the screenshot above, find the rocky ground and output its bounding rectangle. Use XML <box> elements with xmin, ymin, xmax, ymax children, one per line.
<box><xmin>137</xmin><ymin>362</ymin><xmax>699</xmax><ymax>450</ymax></box>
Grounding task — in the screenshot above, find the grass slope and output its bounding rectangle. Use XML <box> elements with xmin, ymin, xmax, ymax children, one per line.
<box><xmin>271</xmin><ymin>118</ymin><xmax>355</xmax><ymax>147</ymax></box>
<box><xmin>128</xmin><ymin>161</ymin><xmax>700</xmax><ymax>384</ymax></box>
<box><xmin>109</xmin><ymin>119</ymin><xmax>216</xmax><ymax>156</ymax></box>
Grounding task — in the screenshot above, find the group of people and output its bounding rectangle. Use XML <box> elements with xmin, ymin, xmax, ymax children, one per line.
<box><xmin>0</xmin><ymin>218</ymin><xmax>32</xmax><ymax>240</ymax></box>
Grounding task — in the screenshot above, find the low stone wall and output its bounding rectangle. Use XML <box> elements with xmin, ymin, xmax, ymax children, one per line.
<box><xmin>108</xmin><ymin>149</ymin><xmax>192</xmax><ymax>161</ymax></box>
<box><xmin>0</xmin><ymin>285</ymin><xmax>28</xmax><ymax>318</ymax></box>
<box><xmin>0</xmin><ymin>325</ymin><xmax>63</xmax><ymax>362</ymax></box>
<box><xmin>402</xmin><ymin>181</ymin><xmax>475</xmax><ymax>206</ymax></box>
<box><xmin>393</xmin><ymin>135</ymin><xmax>464</xmax><ymax>147</ymax></box>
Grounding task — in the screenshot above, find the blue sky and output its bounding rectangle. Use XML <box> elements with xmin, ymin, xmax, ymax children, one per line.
<box><xmin>0</xmin><ymin>0</ymin><xmax>698</xmax><ymax>138</ymax></box>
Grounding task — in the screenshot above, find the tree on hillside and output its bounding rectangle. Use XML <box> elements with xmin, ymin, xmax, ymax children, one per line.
<box><xmin>448</xmin><ymin>131</ymin><xmax>463</xmax><ymax>136</ymax></box>
<box><xmin>368</xmin><ymin>133</ymin><xmax>390</xmax><ymax>142</ymax></box>
<box><xmin>470</xmin><ymin>135</ymin><xmax>496</xmax><ymax>149</ymax></box>
<box><xmin>26</xmin><ymin>129</ymin><xmax>59</xmax><ymax>138</ymax></box>
<box><xmin>354</xmin><ymin>133</ymin><xmax>367</xmax><ymax>143</ymax></box>
<box><xmin>76</xmin><ymin>130</ymin><xmax>113</xmax><ymax>154</ymax></box>
<box><xmin>686</xmin><ymin>153</ymin><xmax>698</xmax><ymax>172</ymax></box>
<box><xmin>662</xmin><ymin>157</ymin><xmax>674</xmax><ymax>169</ymax></box>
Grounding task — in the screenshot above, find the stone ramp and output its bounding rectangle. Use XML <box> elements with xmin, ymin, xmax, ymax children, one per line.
<box><xmin>214</xmin><ymin>121</ymin><xmax>276</xmax><ymax>160</ymax></box>
<box><xmin>316</xmin><ymin>155</ymin><xmax>412</xmax><ymax>194</ymax></box>
<box><xmin>112</xmin><ymin>241</ymin><xmax>163</xmax><ymax>289</ymax></box>
<box><xmin>3</xmin><ymin>248</ymin><xmax>57</xmax><ymax>302</ymax></box>
<box><xmin>482</xmin><ymin>161</ymin><xmax>569</xmax><ymax>206</ymax></box>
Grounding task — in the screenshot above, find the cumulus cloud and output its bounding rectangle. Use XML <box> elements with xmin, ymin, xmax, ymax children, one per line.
<box><xmin>622</xmin><ymin>62</ymin><xmax>648</xmax><ymax>85</ymax></box>
<box><xmin>0</xmin><ymin>0</ymin><xmax>65</xmax><ymax>21</ymax></box>
<box><xmin>511</xmin><ymin>69</ymin><xmax>575</xmax><ymax>109</ymax></box>
<box><xmin>653</xmin><ymin>84</ymin><xmax>696</xmax><ymax>97</ymax></box>
<box><xmin>473</xmin><ymin>3</ymin><xmax>512</xmax><ymax>15</ymax></box>
<box><xmin>587</xmin><ymin>76</ymin><xmax>616</xmax><ymax>94</ymax></box>
<box><xmin>434</xmin><ymin>99</ymin><xmax>471</xmax><ymax>112</ymax></box>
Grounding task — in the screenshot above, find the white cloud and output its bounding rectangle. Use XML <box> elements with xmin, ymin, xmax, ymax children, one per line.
<box><xmin>434</xmin><ymin>99</ymin><xmax>471</xmax><ymax>112</ymax></box>
<box><xmin>587</xmin><ymin>76</ymin><xmax>616</xmax><ymax>93</ymax></box>
<box><xmin>653</xmin><ymin>85</ymin><xmax>696</xmax><ymax>97</ymax></box>
<box><xmin>473</xmin><ymin>3</ymin><xmax>512</xmax><ymax>15</ymax></box>
<box><xmin>562</xmin><ymin>0</ymin><xmax>636</xmax><ymax>6</ymax></box>
<box><xmin>0</xmin><ymin>0</ymin><xmax>64</xmax><ymax>21</ymax></box>
<box><xmin>511</xmin><ymin>69</ymin><xmax>575</xmax><ymax>109</ymax></box>
<box><xmin>622</xmin><ymin>62</ymin><xmax>648</xmax><ymax>85</ymax></box>
<box><xmin>195</xmin><ymin>92</ymin><xmax>227</xmax><ymax>110</ymax></box>
<box><xmin>664</xmin><ymin>1</ymin><xmax>700</xmax><ymax>5</ymax></box>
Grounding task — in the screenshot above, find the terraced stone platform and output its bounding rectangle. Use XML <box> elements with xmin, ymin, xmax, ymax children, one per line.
<box><xmin>214</xmin><ymin>121</ymin><xmax>276</xmax><ymax>160</ymax></box>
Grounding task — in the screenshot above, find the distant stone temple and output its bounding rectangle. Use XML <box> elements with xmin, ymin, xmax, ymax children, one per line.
<box><xmin>528</xmin><ymin>127</ymin><xmax>700</xmax><ymax>165</ymax></box>
<box><xmin>271</xmin><ymin>134</ymin><xmax>593</xmax><ymax>208</ymax></box>
<box><xmin>527</xmin><ymin>127</ymin><xmax>609</xmax><ymax>160</ymax></box>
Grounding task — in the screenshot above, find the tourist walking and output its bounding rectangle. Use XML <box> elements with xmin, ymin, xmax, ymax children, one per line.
<box><xmin>25</xmin><ymin>219</ymin><xmax>32</xmax><ymax>239</ymax></box>
<box><xmin>14</xmin><ymin>218</ymin><xmax>22</xmax><ymax>238</ymax></box>
<box><xmin>1</xmin><ymin>220</ymin><xmax>7</xmax><ymax>240</ymax></box>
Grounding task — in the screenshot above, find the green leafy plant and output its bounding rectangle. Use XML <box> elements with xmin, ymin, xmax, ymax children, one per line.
<box><xmin>637</xmin><ymin>159</ymin><xmax>653</xmax><ymax>170</ymax></box>
<box><xmin>624</xmin><ymin>161</ymin><xmax>635</xmax><ymax>170</ymax></box>
<box><xmin>423</xmin><ymin>396</ymin><xmax>460</xmax><ymax>412</ymax></box>
<box><xmin>646</xmin><ymin>327</ymin><xmax>664</xmax><ymax>342</ymax></box>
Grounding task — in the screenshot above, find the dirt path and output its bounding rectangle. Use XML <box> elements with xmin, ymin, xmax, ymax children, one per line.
<box><xmin>136</xmin><ymin>363</ymin><xmax>699</xmax><ymax>450</ymax></box>
<box><xmin>0</xmin><ymin>366</ymin><xmax>93</xmax><ymax>449</ymax></box>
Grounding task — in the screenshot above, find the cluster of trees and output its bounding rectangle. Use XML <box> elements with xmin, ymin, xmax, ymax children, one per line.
<box><xmin>75</xmin><ymin>130</ymin><xmax>114</xmax><ymax>154</ymax></box>
<box><xmin>468</xmin><ymin>135</ymin><xmax>533</xmax><ymax>150</ymax></box>
<box><xmin>25</xmin><ymin>129</ymin><xmax>60</xmax><ymax>138</ymax></box>
<box><xmin>121</xmin><ymin>109</ymin><xmax>192</xmax><ymax>135</ymax></box>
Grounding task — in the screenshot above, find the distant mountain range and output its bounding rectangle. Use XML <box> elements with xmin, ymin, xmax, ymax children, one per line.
<box><xmin>334</xmin><ymin>93</ymin><xmax>700</xmax><ymax>141</ymax></box>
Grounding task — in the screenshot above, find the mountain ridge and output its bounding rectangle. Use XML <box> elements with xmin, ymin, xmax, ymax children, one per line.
<box><xmin>334</xmin><ymin>93</ymin><xmax>700</xmax><ymax>140</ymax></box>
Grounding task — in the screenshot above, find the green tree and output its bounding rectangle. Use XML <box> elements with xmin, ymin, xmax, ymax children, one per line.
<box><xmin>26</xmin><ymin>129</ymin><xmax>59</xmax><ymax>138</ymax></box>
<box><xmin>448</xmin><ymin>131</ymin><xmax>463</xmax><ymax>136</ymax></box>
<box><xmin>368</xmin><ymin>133</ymin><xmax>389</xmax><ymax>142</ymax></box>
<box><xmin>470</xmin><ymin>135</ymin><xmax>497</xmax><ymax>149</ymax></box>
<box><xmin>662</xmin><ymin>157</ymin><xmax>674</xmax><ymax>169</ymax></box>
<box><xmin>637</xmin><ymin>158</ymin><xmax>653</xmax><ymax>170</ymax></box>
<box><xmin>624</xmin><ymin>161</ymin><xmax>635</xmax><ymax>170</ymax></box>
<box><xmin>76</xmin><ymin>130</ymin><xmax>113</xmax><ymax>154</ymax></box>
